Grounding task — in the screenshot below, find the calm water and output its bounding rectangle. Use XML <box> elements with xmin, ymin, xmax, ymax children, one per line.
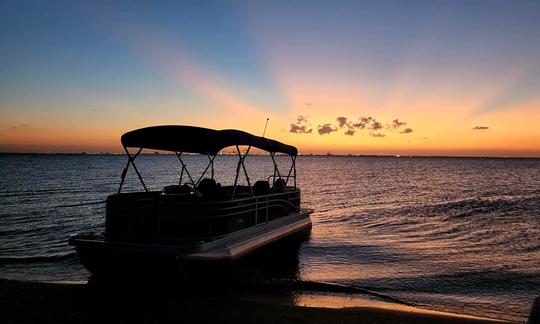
<box><xmin>1</xmin><ymin>154</ymin><xmax>539</xmax><ymax>321</ymax></box>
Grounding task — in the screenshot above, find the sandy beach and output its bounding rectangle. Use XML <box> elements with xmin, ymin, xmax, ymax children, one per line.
<box><xmin>0</xmin><ymin>278</ymin><xmax>513</xmax><ymax>324</ymax></box>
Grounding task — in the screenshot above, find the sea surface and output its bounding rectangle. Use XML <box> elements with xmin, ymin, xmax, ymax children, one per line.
<box><xmin>1</xmin><ymin>154</ymin><xmax>539</xmax><ymax>321</ymax></box>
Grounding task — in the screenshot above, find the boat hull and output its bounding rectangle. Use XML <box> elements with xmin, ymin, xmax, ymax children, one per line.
<box><xmin>70</xmin><ymin>209</ymin><xmax>312</xmax><ymax>279</ymax></box>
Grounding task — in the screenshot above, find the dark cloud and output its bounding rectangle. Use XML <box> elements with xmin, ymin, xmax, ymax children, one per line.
<box><xmin>305</xmin><ymin>102</ymin><xmax>312</xmax><ymax>106</ymax></box>
<box><xmin>289</xmin><ymin>115</ymin><xmax>313</xmax><ymax>134</ymax></box>
<box><xmin>352</xmin><ymin>116</ymin><xmax>371</xmax><ymax>129</ymax></box>
<box><xmin>289</xmin><ymin>124</ymin><xmax>313</xmax><ymax>134</ymax></box>
<box><xmin>318</xmin><ymin>123</ymin><xmax>337</xmax><ymax>135</ymax></box>
<box><xmin>297</xmin><ymin>115</ymin><xmax>308</xmax><ymax>124</ymax></box>
<box><xmin>370</xmin><ymin>120</ymin><xmax>383</xmax><ymax>130</ymax></box>
<box><xmin>361</xmin><ymin>116</ymin><xmax>372</xmax><ymax>123</ymax></box>
<box><xmin>336</xmin><ymin>117</ymin><xmax>349</xmax><ymax>128</ymax></box>
<box><xmin>473</xmin><ymin>126</ymin><xmax>489</xmax><ymax>130</ymax></box>
<box><xmin>290</xmin><ymin>115</ymin><xmax>414</xmax><ymax>137</ymax></box>
<box><xmin>392</xmin><ymin>119</ymin><xmax>407</xmax><ymax>129</ymax></box>
<box><xmin>337</xmin><ymin>117</ymin><xmax>358</xmax><ymax>135</ymax></box>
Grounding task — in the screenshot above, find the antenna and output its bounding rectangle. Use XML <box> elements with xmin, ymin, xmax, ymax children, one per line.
<box><xmin>262</xmin><ymin>118</ymin><xmax>269</xmax><ymax>137</ymax></box>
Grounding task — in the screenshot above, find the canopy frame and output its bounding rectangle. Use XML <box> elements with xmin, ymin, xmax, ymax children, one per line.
<box><xmin>116</xmin><ymin>125</ymin><xmax>298</xmax><ymax>195</ymax></box>
<box><xmin>118</xmin><ymin>147</ymin><xmax>148</xmax><ymax>194</ymax></box>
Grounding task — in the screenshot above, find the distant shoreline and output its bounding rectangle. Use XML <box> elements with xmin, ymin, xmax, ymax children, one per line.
<box><xmin>1</xmin><ymin>152</ymin><xmax>540</xmax><ymax>159</ymax></box>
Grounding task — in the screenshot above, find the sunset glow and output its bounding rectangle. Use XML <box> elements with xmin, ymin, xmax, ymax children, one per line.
<box><xmin>1</xmin><ymin>1</ymin><xmax>539</xmax><ymax>156</ymax></box>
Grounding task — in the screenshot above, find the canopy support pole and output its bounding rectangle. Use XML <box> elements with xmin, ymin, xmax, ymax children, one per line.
<box><xmin>176</xmin><ymin>152</ymin><xmax>196</xmax><ymax>187</ymax></box>
<box><xmin>118</xmin><ymin>147</ymin><xmax>147</xmax><ymax>193</ymax></box>
<box><xmin>195</xmin><ymin>153</ymin><xmax>217</xmax><ymax>186</ymax></box>
<box><xmin>284</xmin><ymin>155</ymin><xmax>296</xmax><ymax>187</ymax></box>
<box><xmin>233</xmin><ymin>145</ymin><xmax>253</xmax><ymax>197</ymax></box>
<box><xmin>293</xmin><ymin>155</ymin><xmax>297</xmax><ymax>188</ymax></box>
<box><xmin>270</xmin><ymin>153</ymin><xmax>283</xmax><ymax>184</ymax></box>
<box><xmin>178</xmin><ymin>154</ymin><xmax>184</xmax><ymax>184</ymax></box>
<box><xmin>207</xmin><ymin>153</ymin><xmax>215</xmax><ymax>179</ymax></box>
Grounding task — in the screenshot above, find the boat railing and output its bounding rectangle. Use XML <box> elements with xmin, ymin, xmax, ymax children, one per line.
<box><xmin>159</xmin><ymin>191</ymin><xmax>300</xmax><ymax>242</ymax></box>
<box><xmin>105</xmin><ymin>189</ymin><xmax>301</xmax><ymax>243</ymax></box>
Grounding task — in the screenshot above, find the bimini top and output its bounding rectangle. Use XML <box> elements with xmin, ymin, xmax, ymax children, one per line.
<box><xmin>121</xmin><ymin>125</ymin><xmax>298</xmax><ymax>156</ymax></box>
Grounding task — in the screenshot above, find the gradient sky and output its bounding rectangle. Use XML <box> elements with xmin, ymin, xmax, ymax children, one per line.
<box><xmin>1</xmin><ymin>0</ymin><xmax>540</xmax><ymax>156</ymax></box>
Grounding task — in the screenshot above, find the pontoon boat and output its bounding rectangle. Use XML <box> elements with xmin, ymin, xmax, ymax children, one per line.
<box><xmin>69</xmin><ymin>125</ymin><xmax>313</xmax><ymax>277</ymax></box>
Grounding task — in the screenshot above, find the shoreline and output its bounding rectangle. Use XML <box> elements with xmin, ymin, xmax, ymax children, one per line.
<box><xmin>0</xmin><ymin>279</ymin><xmax>513</xmax><ymax>324</ymax></box>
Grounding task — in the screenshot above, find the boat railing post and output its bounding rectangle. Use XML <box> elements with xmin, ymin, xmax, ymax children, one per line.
<box><xmin>265</xmin><ymin>196</ymin><xmax>269</xmax><ymax>223</ymax></box>
<box><xmin>254</xmin><ymin>197</ymin><xmax>258</xmax><ymax>226</ymax></box>
<box><xmin>208</xmin><ymin>204</ymin><xmax>213</xmax><ymax>240</ymax></box>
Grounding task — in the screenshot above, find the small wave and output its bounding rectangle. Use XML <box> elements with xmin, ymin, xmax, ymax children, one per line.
<box><xmin>238</xmin><ymin>277</ymin><xmax>413</xmax><ymax>306</ymax></box>
<box><xmin>55</xmin><ymin>200</ymin><xmax>106</xmax><ymax>208</ymax></box>
<box><xmin>0</xmin><ymin>252</ymin><xmax>78</xmax><ymax>265</ymax></box>
<box><xmin>349</xmin><ymin>269</ymin><xmax>540</xmax><ymax>295</ymax></box>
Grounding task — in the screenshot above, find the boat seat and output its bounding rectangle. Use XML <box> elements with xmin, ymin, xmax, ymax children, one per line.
<box><xmin>252</xmin><ymin>180</ymin><xmax>270</xmax><ymax>196</ymax></box>
<box><xmin>197</xmin><ymin>178</ymin><xmax>222</xmax><ymax>200</ymax></box>
<box><xmin>163</xmin><ymin>184</ymin><xmax>192</xmax><ymax>195</ymax></box>
<box><xmin>273</xmin><ymin>178</ymin><xmax>286</xmax><ymax>192</ymax></box>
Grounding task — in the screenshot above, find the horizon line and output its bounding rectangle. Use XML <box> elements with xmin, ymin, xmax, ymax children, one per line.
<box><xmin>1</xmin><ymin>152</ymin><xmax>539</xmax><ymax>159</ymax></box>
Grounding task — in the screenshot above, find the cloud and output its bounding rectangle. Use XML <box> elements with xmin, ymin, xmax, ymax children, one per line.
<box><xmin>317</xmin><ymin>123</ymin><xmax>337</xmax><ymax>135</ymax></box>
<box><xmin>473</xmin><ymin>126</ymin><xmax>489</xmax><ymax>130</ymax></box>
<box><xmin>370</xmin><ymin>120</ymin><xmax>383</xmax><ymax>130</ymax></box>
<box><xmin>289</xmin><ymin>124</ymin><xmax>313</xmax><ymax>134</ymax></box>
<box><xmin>392</xmin><ymin>119</ymin><xmax>407</xmax><ymax>129</ymax></box>
<box><xmin>337</xmin><ymin>117</ymin><xmax>359</xmax><ymax>135</ymax></box>
<box><xmin>352</xmin><ymin>116</ymin><xmax>373</xmax><ymax>129</ymax></box>
<box><xmin>297</xmin><ymin>115</ymin><xmax>308</xmax><ymax>124</ymax></box>
<box><xmin>336</xmin><ymin>117</ymin><xmax>349</xmax><ymax>128</ymax></box>
<box><xmin>290</xmin><ymin>115</ymin><xmax>414</xmax><ymax>137</ymax></box>
<box><xmin>289</xmin><ymin>115</ymin><xmax>313</xmax><ymax>134</ymax></box>
<box><xmin>360</xmin><ymin>116</ymin><xmax>372</xmax><ymax>124</ymax></box>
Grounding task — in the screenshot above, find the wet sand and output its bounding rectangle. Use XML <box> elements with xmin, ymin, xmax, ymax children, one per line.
<box><xmin>0</xmin><ymin>279</ymin><xmax>510</xmax><ymax>324</ymax></box>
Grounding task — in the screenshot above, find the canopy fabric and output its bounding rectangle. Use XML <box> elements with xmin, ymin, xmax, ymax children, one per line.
<box><xmin>121</xmin><ymin>125</ymin><xmax>298</xmax><ymax>156</ymax></box>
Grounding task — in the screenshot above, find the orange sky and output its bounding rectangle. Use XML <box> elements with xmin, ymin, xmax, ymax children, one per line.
<box><xmin>1</xmin><ymin>1</ymin><xmax>539</xmax><ymax>157</ymax></box>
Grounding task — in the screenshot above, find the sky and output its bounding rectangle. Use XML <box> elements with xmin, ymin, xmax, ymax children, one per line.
<box><xmin>1</xmin><ymin>0</ymin><xmax>540</xmax><ymax>156</ymax></box>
